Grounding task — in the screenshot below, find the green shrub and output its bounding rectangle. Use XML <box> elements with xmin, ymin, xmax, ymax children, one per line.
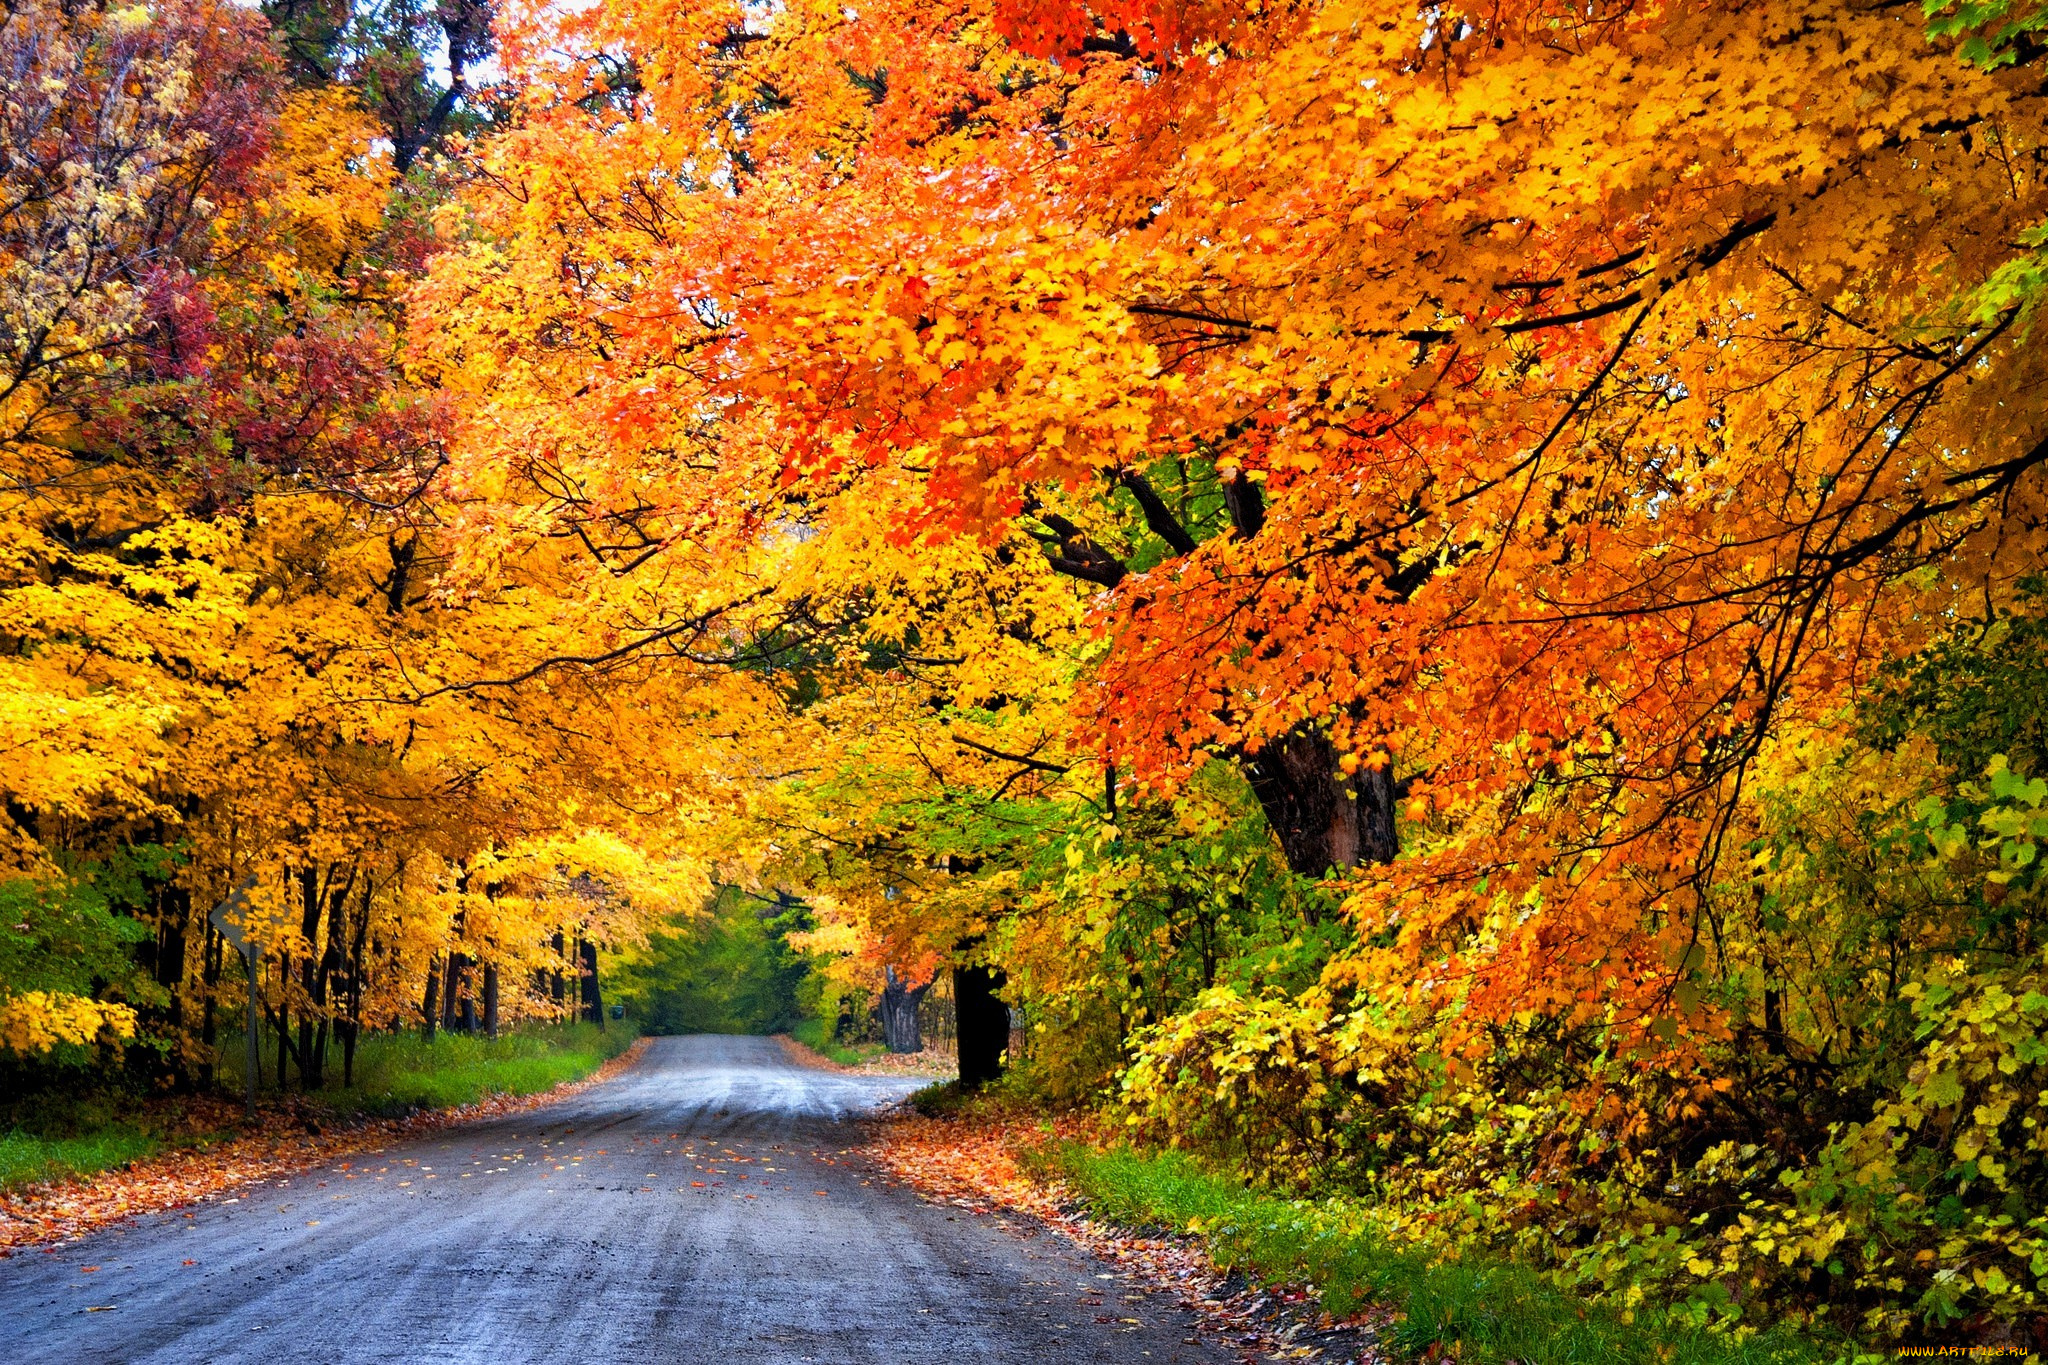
<box><xmin>789</xmin><ymin>1015</ymin><xmax>879</xmax><ymax>1067</ymax></box>
<box><xmin>1048</xmin><ymin>1143</ymin><xmax>1845</xmax><ymax>1365</ymax></box>
<box><xmin>906</xmin><ymin>1079</ymin><xmax>972</xmax><ymax>1117</ymax></box>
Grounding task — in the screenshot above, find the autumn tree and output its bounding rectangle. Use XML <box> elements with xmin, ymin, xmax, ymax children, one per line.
<box><xmin>11</xmin><ymin>0</ymin><xmax>2048</xmax><ymax>1339</ymax></box>
<box><xmin>0</xmin><ymin>0</ymin><xmax>714</xmax><ymax>1092</ymax></box>
<box><xmin>406</xmin><ymin>0</ymin><xmax>2048</xmax><ymax>1335</ymax></box>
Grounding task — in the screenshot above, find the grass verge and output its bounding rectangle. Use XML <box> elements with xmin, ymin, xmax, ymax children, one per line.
<box><xmin>0</xmin><ymin>1084</ymin><xmax>237</xmax><ymax>1195</ymax></box>
<box><xmin>788</xmin><ymin>1016</ymin><xmax>885</xmax><ymax>1067</ymax></box>
<box><xmin>0</xmin><ymin>1126</ymin><xmax>163</xmax><ymax>1192</ymax></box>
<box><xmin>2</xmin><ymin>1022</ymin><xmax>635</xmax><ymax>1195</ymax></box>
<box><xmin>216</xmin><ymin>1020</ymin><xmax>637</xmax><ymax>1117</ymax></box>
<box><xmin>1041</xmin><ymin>1143</ymin><xmax>1850</xmax><ymax>1365</ymax></box>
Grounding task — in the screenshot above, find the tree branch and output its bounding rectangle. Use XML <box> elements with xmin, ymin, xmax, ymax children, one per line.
<box><xmin>1118</xmin><ymin>470</ymin><xmax>1199</xmax><ymax>554</ymax></box>
<box><xmin>951</xmin><ymin>734</ymin><xmax>1072</xmax><ymax>775</ymax></box>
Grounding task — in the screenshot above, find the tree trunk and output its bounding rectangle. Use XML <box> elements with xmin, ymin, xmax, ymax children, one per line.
<box><xmin>246</xmin><ymin>947</ymin><xmax>261</xmax><ymax>1093</ymax></box>
<box><xmin>199</xmin><ymin>922</ymin><xmax>220</xmax><ymax>1090</ymax></box>
<box><xmin>579</xmin><ymin>939</ymin><xmax>604</xmax><ymax>1028</ymax></box>
<box><xmin>483</xmin><ymin>963</ymin><xmax>499</xmax><ymax>1039</ymax></box>
<box><xmin>154</xmin><ymin>884</ymin><xmax>190</xmax><ymax>1084</ymax></box>
<box><xmin>955</xmin><ymin>962</ymin><xmax>1008</xmax><ymax>1088</ymax></box>
<box><xmin>549</xmin><ymin>931</ymin><xmax>566</xmax><ymax>1009</ymax></box>
<box><xmin>274</xmin><ymin>952</ymin><xmax>290</xmax><ymax>1090</ymax></box>
<box><xmin>421</xmin><ymin>957</ymin><xmax>441</xmax><ymax>1040</ymax></box>
<box><xmin>444</xmin><ymin>951</ymin><xmax>468</xmax><ymax>1032</ymax></box>
<box><xmin>344</xmin><ymin>881</ymin><xmax>369</xmax><ymax>1088</ymax></box>
<box><xmin>295</xmin><ymin>866</ymin><xmax>349</xmax><ymax>1089</ymax></box>
<box><xmin>296</xmin><ymin>869</ymin><xmax>318</xmax><ymax>1087</ymax></box>
<box><xmin>308</xmin><ymin>870</ymin><xmax>352</xmax><ymax>1089</ymax></box>
<box><xmin>444</xmin><ymin>888</ymin><xmax>470</xmax><ymax>1033</ymax></box>
<box><xmin>879</xmin><ymin>966</ymin><xmax>930</xmax><ymax>1053</ymax></box>
<box><xmin>1239</xmin><ymin>723</ymin><xmax>1397</xmax><ymax>877</ymax></box>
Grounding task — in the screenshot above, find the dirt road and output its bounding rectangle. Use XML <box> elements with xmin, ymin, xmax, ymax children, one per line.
<box><xmin>0</xmin><ymin>1035</ymin><xmax>1235</xmax><ymax>1363</ymax></box>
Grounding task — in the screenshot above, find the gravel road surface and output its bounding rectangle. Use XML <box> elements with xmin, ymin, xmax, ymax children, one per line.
<box><xmin>0</xmin><ymin>1035</ymin><xmax>1235</xmax><ymax>1363</ymax></box>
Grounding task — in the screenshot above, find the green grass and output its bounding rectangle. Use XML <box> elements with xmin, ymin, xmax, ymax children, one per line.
<box><xmin>218</xmin><ymin>1021</ymin><xmax>636</xmax><ymax>1117</ymax></box>
<box><xmin>0</xmin><ymin>1083</ymin><xmax>232</xmax><ymax>1195</ymax></box>
<box><xmin>0</xmin><ymin>1022</ymin><xmax>638</xmax><ymax>1196</ymax></box>
<box><xmin>1042</xmin><ymin>1144</ymin><xmax>1851</xmax><ymax>1365</ymax></box>
<box><xmin>788</xmin><ymin>1016</ymin><xmax>883</xmax><ymax>1067</ymax></box>
<box><xmin>0</xmin><ymin>1125</ymin><xmax>163</xmax><ymax>1192</ymax></box>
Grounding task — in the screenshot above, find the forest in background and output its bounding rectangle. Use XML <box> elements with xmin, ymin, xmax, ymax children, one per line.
<box><xmin>3</xmin><ymin>0</ymin><xmax>2047</xmax><ymax>1350</ymax></box>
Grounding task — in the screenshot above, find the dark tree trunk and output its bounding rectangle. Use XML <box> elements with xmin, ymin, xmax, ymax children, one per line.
<box><xmin>1356</xmin><ymin>760</ymin><xmax>1398</xmax><ymax>864</ymax></box>
<box><xmin>295</xmin><ymin>869</ymin><xmax>316</xmax><ymax>1085</ymax></box>
<box><xmin>879</xmin><ymin>967</ymin><xmax>930</xmax><ymax>1053</ymax></box>
<box><xmin>1222</xmin><ymin>470</ymin><xmax>1266</xmax><ymax>539</ymax></box>
<box><xmin>444</xmin><ymin>886</ymin><xmax>470</xmax><ymax>1033</ymax></box>
<box><xmin>308</xmin><ymin>870</ymin><xmax>352</xmax><ymax>1089</ymax></box>
<box><xmin>421</xmin><ymin>957</ymin><xmax>440</xmax><ymax>1040</ymax></box>
<box><xmin>154</xmin><ymin>884</ymin><xmax>190</xmax><ymax>1083</ymax></box>
<box><xmin>1240</xmin><ymin>724</ymin><xmax>1397</xmax><ymax>877</ymax></box>
<box><xmin>579</xmin><ymin>939</ymin><xmax>604</xmax><ymax>1028</ymax></box>
<box><xmin>274</xmin><ymin>951</ymin><xmax>289</xmax><ymax>1090</ymax></box>
<box><xmin>199</xmin><ymin>922</ymin><xmax>221</xmax><ymax>1090</ymax></box>
<box><xmin>245</xmin><ymin>947</ymin><xmax>261</xmax><ymax>1093</ymax></box>
<box><xmin>955</xmin><ymin>962</ymin><xmax>1008</xmax><ymax>1088</ymax></box>
<box><xmin>295</xmin><ymin>867</ymin><xmax>331</xmax><ymax>1088</ymax></box>
<box><xmin>549</xmin><ymin>931</ymin><xmax>566</xmax><ymax>1008</ymax></box>
<box><xmin>344</xmin><ymin>882</ymin><xmax>369</xmax><ymax>1087</ymax></box>
<box><xmin>482</xmin><ymin>964</ymin><xmax>499</xmax><ymax>1039</ymax></box>
<box><xmin>444</xmin><ymin>951</ymin><xmax>468</xmax><ymax>1032</ymax></box>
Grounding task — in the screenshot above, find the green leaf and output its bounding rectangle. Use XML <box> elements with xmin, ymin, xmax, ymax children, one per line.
<box><xmin>1922</xmin><ymin>1068</ymin><xmax>1968</xmax><ymax>1108</ymax></box>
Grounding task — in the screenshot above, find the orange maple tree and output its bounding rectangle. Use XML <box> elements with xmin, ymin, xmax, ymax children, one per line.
<box><xmin>435</xmin><ymin>0</ymin><xmax>2047</xmax><ymax>1030</ymax></box>
<box><xmin>404</xmin><ymin>0</ymin><xmax>2048</xmax><ymax>1335</ymax></box>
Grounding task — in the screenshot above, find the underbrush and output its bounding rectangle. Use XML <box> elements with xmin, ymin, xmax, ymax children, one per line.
<box><xmin>329</xmin><ymin>1020</ymin><xmax>635</xmax><ymax>1113</ymax></box>
<box><xmin>905</xmin><ymin>1079</ymin><xmax>976</xmax><ymax>1116</ymax></box>
<box><xmin>1042</xmin><ymin>1142</ymin><xmax>1851</xmax><ymax>1365</ymax></box>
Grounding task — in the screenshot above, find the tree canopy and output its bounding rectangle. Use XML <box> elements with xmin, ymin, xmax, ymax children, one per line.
<box><xmin>5</xmin><ymin>0</ymin><xmax>2048</xmax><ymax>1343</ymax></box>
